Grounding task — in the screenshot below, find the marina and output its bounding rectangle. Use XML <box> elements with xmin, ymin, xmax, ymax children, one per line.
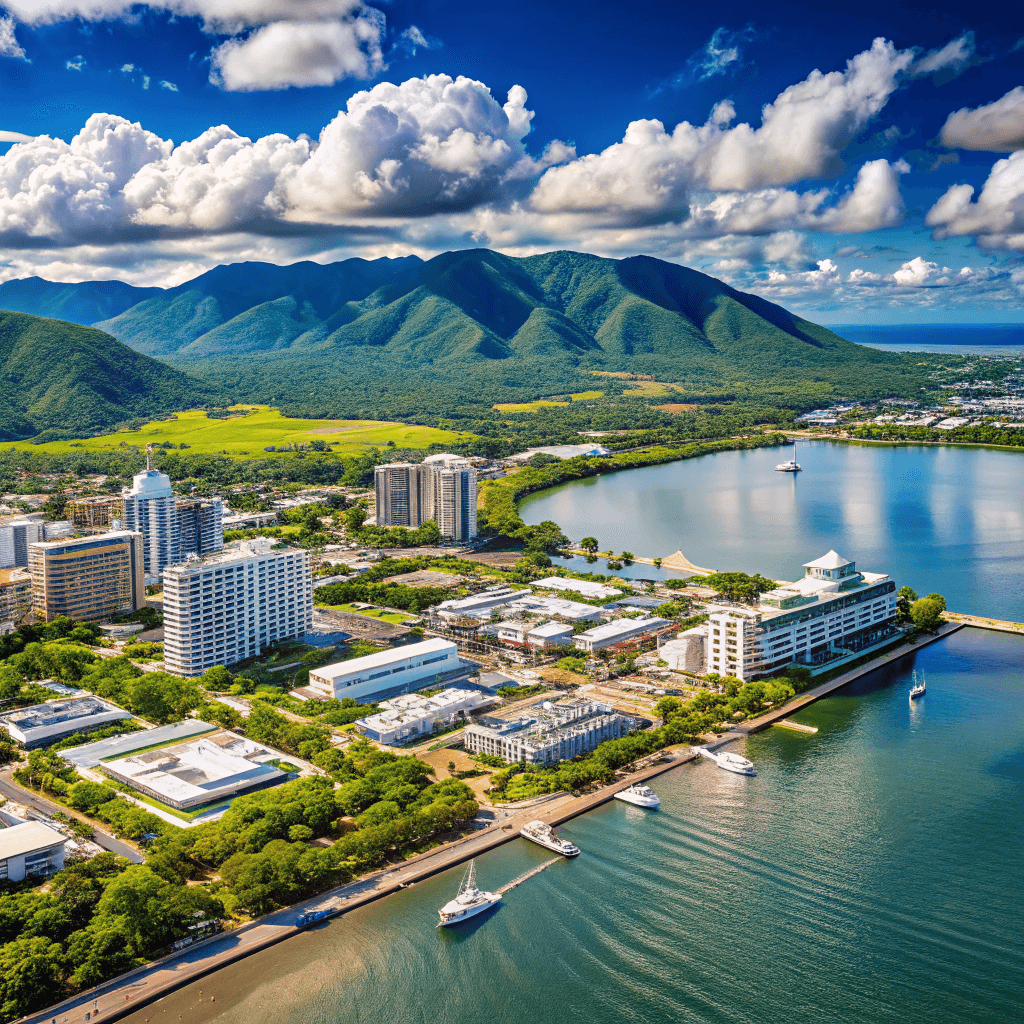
<box><xmin>112</xmin><ymin>627</ymin><xmax>1024</xmax><ymax>1024</ymax></box>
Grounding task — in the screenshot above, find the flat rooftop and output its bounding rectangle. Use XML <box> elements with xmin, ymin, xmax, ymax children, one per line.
<box><xmin>576</xmin><ymin>616</ymin><xmax>670</xmax><ymax>642</ymax></box>
<box><xmin>533</xmin><ymin>577</ymin><xmax>624</xmax><ymax>599</ymax></box>
<box><xmin>0</xmin><ymin>820</ymin><xmax>67</xmax><ymax>860</ymax></box>
<box><xmin>104</xmin><ymin>732</ymin><xmax>285</xmax><ymax>809</ymax></box>
<box><xmin>311</xmin><ymin>637</ymin><xmax>456</xmax><ymax>682</ymax></box>
<box><xmin>63</xmin><ymin>719</ymin><xmax>218</xmax><ymax>768</ymax></box>
<box><xmin>0</xmin><ymin>696</ymin><xmax>133</xmax><ymax>746</ymax></box>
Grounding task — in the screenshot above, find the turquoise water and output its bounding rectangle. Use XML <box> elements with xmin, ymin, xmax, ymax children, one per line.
<box><xmin>520</xmin><ymin>441</ymin><xmax>1024</xmax><ymax>621</ymax></box>
<box><xmin>133</xmin><ymin>629</ymin><xmax>1024</xmax><ymax>1024</ymax></box>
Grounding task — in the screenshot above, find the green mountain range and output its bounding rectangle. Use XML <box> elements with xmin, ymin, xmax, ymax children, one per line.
<box><xmin>0</xmin><ymin>249</ymin><xmax>930</xmax><ymax>426</ymax></box>
<box><xmin>0</xmin><ymin>311</ymin><xmax>208</xmax><ymax>440</ymax></box>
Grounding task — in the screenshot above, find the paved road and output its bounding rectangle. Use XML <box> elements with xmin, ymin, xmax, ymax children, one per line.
<box><xmin>0</xmin><ymin>774</ymin><xmax>144</xmax><ymax>864</ymax></box>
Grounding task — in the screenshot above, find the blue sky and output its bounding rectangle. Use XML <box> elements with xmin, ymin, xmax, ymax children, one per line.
<box><xmin>0</xmin><ymin>0</ymin><xmax>1022</xmax><ymax>322</ymax></box>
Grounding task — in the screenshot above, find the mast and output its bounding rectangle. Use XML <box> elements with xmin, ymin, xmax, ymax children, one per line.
<box><xmin>462</xmin><ymin>859</ymin><xmax>476</xmax><ymax>893</ymax></box>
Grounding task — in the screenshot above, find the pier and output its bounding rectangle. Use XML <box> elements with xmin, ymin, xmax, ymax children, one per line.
<box><xmin>943</xmin><ymin>612</ymin><xmax>1024</xmax><ymax>635</ymax></box>
<box><xmin>498</xmin><ymin>857</ymin><xmax>562</xmax><ymax>893</ymax></box>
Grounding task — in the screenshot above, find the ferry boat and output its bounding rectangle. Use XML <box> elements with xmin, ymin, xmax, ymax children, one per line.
<box><xmin>519</xmin><ymin>819</ymin><xmax>580</xmax><ymax>857</ymax></box>
<box><xmin>909</xmin><ymin>671</ymin><xmax>926</xmax><ymax>700</ymax></box>
<box><xmin>437</xmin><ymin>860</ymin><xmax>501</xmax><ymax>927</ymax></box>
<box><xmin>692</xmin><ymin>746</ymin><xmax>757</xmax><ymax>776</ymax></box>
<box><xmin>614</xmin><ymin>782</ymin><xmax>661</xmax><ymax>808</ymax></box>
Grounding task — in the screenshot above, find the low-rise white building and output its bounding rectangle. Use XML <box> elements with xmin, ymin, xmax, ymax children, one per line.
<box><xmin>355</xmin><ymin>688</ymin><xmax>494</xmax><ymax>745</ymax></box>
<box><xmin>162</xmin><ymin>538</ymin><xmax>312</xmax><ymax>677</ymax></box>
<box><xmin>707</xmin><ymin>550</ymin><xmax>898</xmax><ymax>681</ymax></box>
<box><xmin>573</xmin><ymin>616</ymin><xmax>671</xmax><ymax>652</ymax></box>
<box><xmin>463</xmin><ymin>698</ymin><xmax>634</xmax><ymax>764</ymax></box>
<box><xmin>508</xmin><ymin>444</ymin><xmax>611</xmax><ymax>461</ymax></box>
<box><xmin>507</xmin><ymin>594</ymin><xmax>602</xmax><ymax>622</ymax></box>
<box><xmin>524</xmin><ymin>621</ymin><xmax>574</xmax><ymax>648</ymax></box>
<box><xmin>433</xmin><ymin>588</ymin><xmax>526</xmax><ymax>622</ymax></box>
<box><xmin>0</xmin><ymin>696</ymin><xmax>133</xmax><ymax>749</ymax></box>
<box><xmin>533</xmin><ymin>577</ymin><xmax>624</xmax><ymax>600</ymax></box>
<box><xmin>307</xmin><ymin>638</ymin><xmax>472</xmax><ymax>702</ymax></box>
<box><xmin>0</xmin><ymin>821</ymin><xmax>67</xmax><ymax>881</ymax></box>
<box><xmin>103</xmin><ymin>732</ymin><xmax>286</xmax><ymax>810</ymax></box>
<box><xmin>659</xmin><ymin>626</ymin><xmax>707</xmax><ymax>673</ymax></box>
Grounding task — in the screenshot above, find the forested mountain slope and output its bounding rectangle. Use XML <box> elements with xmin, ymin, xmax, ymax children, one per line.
<box><xmin>0</xmin><ymin>311</ymin><xmax>209</xmax><ymax>439</ymax></box>
<box><xmin>0</xmin><ymin>249</ymin><xmax>929</xmax><ymax>419</ymax></box>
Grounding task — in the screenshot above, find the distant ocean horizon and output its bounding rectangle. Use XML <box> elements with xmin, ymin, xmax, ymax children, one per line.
<box><xmin>829</xmin><ymin>324</ymin><xmax>1024</xmax><ymax>355</ymax></box>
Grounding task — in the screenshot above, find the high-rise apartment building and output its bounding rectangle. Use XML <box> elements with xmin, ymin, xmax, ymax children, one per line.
<box><xmin>121</xmin><ymin>470</ymin><xmax>223</xmax><ymax>583</ymax></box>
<box><xmin>374</xmin><ymin>463</ymin><xmax>423</xmax><ymax>527</ymax></box>
<box><xmin>28</xmin><ymin>531</ymin><xmax>144</xmax><ymax>623</ymax></box>
<box><xmin>162</xmin><ymin>538</ymin><xmax>312</xmax><ymax>677</ymax></box>
<box><xmin>374</xmin><ymin>455</ymin><xmax>477</xmax><ymax>541</ymax></box>
<box><xmin>0</xmin><ymin>519</ymin><xmax>43</xmax><ymax>569</ymax></box>
<box><xmin>177</xmin><ymin>498</ymin><xmax>224</xmax><ymax>559</ymax></box>
<box><xmin>122</xmin><ymin>470</ymin><xmax>179</xmax><ymax>584</ymax></box>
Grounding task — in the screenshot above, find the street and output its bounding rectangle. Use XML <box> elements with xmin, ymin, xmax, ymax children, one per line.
<box><xmin>0</xmin><ymin>774</ymin><xmax>144</xmax><ymax>864</ymax></box>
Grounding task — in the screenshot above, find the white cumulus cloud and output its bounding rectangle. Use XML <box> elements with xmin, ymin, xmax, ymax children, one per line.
<box><xmin>0</xmin><ymin>15</ymin><xmax>27</xmax><ymax>59</ymax></box>
<box><xmin>939</xmin><ymin>87</ymin><xmax>1024</xmax><ymax>152</ymax></box>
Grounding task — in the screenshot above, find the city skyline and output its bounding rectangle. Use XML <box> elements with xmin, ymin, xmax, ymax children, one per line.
<box><xmin>0</xmin><ymin>1</ymin><xmax>1020</xmax><ymax>321</ymax></box>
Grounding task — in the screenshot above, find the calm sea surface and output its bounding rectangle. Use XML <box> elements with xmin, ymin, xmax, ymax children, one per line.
<box><xmin>130</xmin><ymin>628</ymin><xmax>1024</xmax><ymax>1024</ymax></box>
<box><xmin>520</xmin><ymin>441</ymin><xmax>1024</xmax><ymax>621</ymax></box>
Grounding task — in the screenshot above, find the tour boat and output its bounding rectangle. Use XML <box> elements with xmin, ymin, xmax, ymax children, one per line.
<box><xmin>437</xmin><ymin>860</ymin><xmax>501</xmax><ymax>927</ymax></box>
<box><xmin>519</xmin><ymin>820</ymin><xmax>580</xmax><ymax>857</ymax></box>
<box><xmin>909</xmin><ymin>671</ymin><xmax>926</xmax><ymax>700</ymax></box>
<box><xmin>614</xmin><ymin>782</ymin><xmax>661</xmax><ymax>808</ymax></box>
<box><xmin>692</xmin><ymin>746</ymin><xmax>757</xmax><ymax>776</ymax></box>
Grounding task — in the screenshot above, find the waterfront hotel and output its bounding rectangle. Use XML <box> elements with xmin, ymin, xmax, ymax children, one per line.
<box><xmin>707</xmin><ymin>551</ymin><xmax>898</xmax><ymax>681</ymax></box>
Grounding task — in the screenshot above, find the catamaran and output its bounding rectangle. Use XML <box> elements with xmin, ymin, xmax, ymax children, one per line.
<box><xmin>776</xmin><ymin>439</ymin><xmax>802</xmax><ymax>472</ymax></box>
<box><xmin>909</xmin><ymin>671</ymin><xmax>926</xmax><ymax>700</ymax></box>
<box><xmin>437</xmin><ymin>860</ymin><xmax>501</xmax><ymax>927</ymax></box>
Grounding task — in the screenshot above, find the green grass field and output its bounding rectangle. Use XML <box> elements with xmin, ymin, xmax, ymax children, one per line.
<box><xmin>493</xmin><ymin>390</ymin><xmax>604</xmax><ymax>413</ymax></box>
<box><xmin>324</xmin><ymin>602</ymin><xmax>415</xmax><ymax>623</ymax></box>
<box><xmin>6</xmin><ymin>405</ymin><xmax>478</xmax><ymax>458</ymax></box>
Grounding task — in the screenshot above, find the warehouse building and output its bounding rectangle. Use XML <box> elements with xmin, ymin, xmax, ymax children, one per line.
<box><xmin>103</xmin><ymin>732</ymin><xmax>286</xmax><ymax>810</ymax></box>
<box><xmin>0</xmin><ymin>696</ymin><xmax>133</xmax><ymax>749</ymax></box>
<box><xmin>573</xmin><ymin>616</ymin><xmax>671</xmax><ymax>652</ymax></box>
<box><xmin>0</xmin><ymin>821</ymin><xmax>67</xmax><ymax>881</ymax></box>
<box><xmin>307</xmin><ymin>638</ymin><xmax>473</xmax><ymax>702</ymax></box>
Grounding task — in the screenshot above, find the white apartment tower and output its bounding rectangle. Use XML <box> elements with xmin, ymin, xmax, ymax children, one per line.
<box><xmin>0</xmin><ymin>519</ymin><xmax>43</xmax><ymax>569</ymax></box>
<box><xmin>162</xmin><ymin>538</ymin><xmax>312</xmax><ymax>677</ymax></box>
<box><xmin>122</xmin><ymin>470</ymin><xmax>179</xmax><ymax>584</ymax></box>
<box><xmin>121</xmin><ymin>469</ymin><xmax>224</xmax><ymax>583</ymax></box>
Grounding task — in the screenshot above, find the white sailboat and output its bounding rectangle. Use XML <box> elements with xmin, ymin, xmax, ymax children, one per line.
<box><xmin>437</xmin><ymin>860</ymin><xmax>501</xmax><ymax>927</ymax></box>
<box><xmin>776</xmin><ymin>440</ymin><xmax>802</xmax><ymax>472</ymax></box>
<box><xmin>909</xmin><ymin>671</ymin><xmax>926</xmax><ymax>700</ymax></box>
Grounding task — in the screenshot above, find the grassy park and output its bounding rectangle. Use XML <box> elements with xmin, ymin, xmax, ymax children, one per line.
<box><xmin>4</xmin><ymin>405</ymin><xmax>478</xmax><ymax>459</ymax></box>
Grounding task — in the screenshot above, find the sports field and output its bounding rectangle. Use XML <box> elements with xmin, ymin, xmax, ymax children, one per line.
<box><xmin>8</xmin><ymin>406</ymin><xmax>478</xmax><ymax>457</ymax></box>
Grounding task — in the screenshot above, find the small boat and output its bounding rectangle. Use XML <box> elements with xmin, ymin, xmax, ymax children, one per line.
<box><xmin>909</xmin><ymin>671</ymin><xmax>926</xmax><ymax>700</ymax></box>
<box><xmin>692</xmin><ymin>746</ymin><xmax>757</xmax><ymax>776</ymax></box>
<box><xmin>614</xmin><ymin>782</ymin><xmax>661</xmax><ymax>808</ymax></box>
<box><xmin>519</xmin><ymin>819</ymin><xmax>580</xmax><ymax>856</ymax></box>
<box><xmin>775</xmin><ymin>459</ymin><xmax>802</xmax><ymax>472</ymax></box>
<box><xmin>437</xmin><ymin>860</ymin><xmax>501</xmax><ymax>928</ymax></box>
<box><xmin>295</xmin><ymin>908</ymin><xmax>332</xmax><ymax>928</ymax></box>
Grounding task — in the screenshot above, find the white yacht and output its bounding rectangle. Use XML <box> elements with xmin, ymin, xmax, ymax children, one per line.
<box><xmin>909</xmin><ymin>671</ymin><xmax>926</xmax><ymax>700</ymax></box>
<box><xmin>775</xmin><ymin>458</ymin><xmax>802</xmax><ymax>472</ymax></box>
<box><xmin>520</xmin><ymin>820</ymin><xmax>580</xmax><ymax>857</ymax></box>
<box><xmin>614</xmin><ymin>782</ymin><xmax>661</xmax><ymax>808</ymax></box>
<box><xmin>437</xmin><ymin>860</ymin><xmax>501</xmax><ymax>927</ymax></box>
<box><xmin>692</xmin><ymin>746</ymin><xmax>757</xmax><ymax>776</ymax></box>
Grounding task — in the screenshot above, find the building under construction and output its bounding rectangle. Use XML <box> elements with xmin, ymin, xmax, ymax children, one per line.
<box><xmin>67</xmin><ymin>496</ymin><xmax>125</xmax><ymax>531</ymax></box>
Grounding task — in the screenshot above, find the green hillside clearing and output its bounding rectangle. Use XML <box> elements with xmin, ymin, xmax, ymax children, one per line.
<box><xmin>4</xmin><ymin>405</ymin><xmax>477</xmax><ymax>457</ymax></box>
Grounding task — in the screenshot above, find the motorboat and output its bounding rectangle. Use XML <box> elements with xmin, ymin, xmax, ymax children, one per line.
<box><xmin>909</xmin><ymin>671</ymin><xmax>926</xmax><ymax>700</ymax></box>
<box><xmin>614</xmin><ymin>782</ymin><xmax>661</xmax><ymax>808</ymax></box>
<box><xmin>692</xmin><ymin>746</ymin><xmax>757</xmax><ymax>776</ymax></box>
<box><xmin>519</xmin><ymin>819</ymin><xmax>580</xmax><ymax>856</ymax></box>
<box><xmin>437</xmin><ymin>860</ymin><xmax>501</xmax><ymax>927</ymax></box>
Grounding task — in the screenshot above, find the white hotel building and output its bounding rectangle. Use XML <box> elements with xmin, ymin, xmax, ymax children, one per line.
<box><xmin>162</xmin><ymin>538</ymin><xmax>312</xmax><ymax>677</ymax></box>
<box><xmin>707</xmin><ymin>551</ymin><xmax>898</xmax><ymax>681</ymax></box>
